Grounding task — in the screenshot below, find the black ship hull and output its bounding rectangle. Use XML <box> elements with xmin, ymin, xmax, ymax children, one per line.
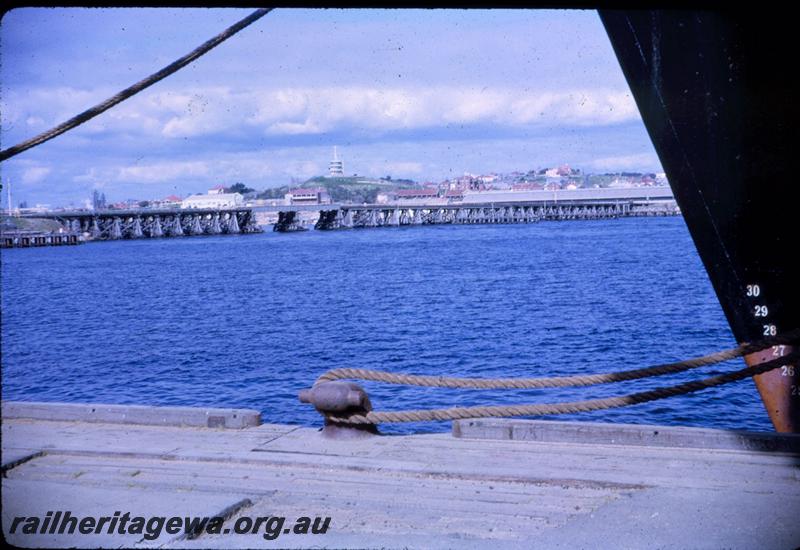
<box><xmin>600</xmin><ymin>11</ymin><xmax>799</xmax><ymax>432</ymax></box>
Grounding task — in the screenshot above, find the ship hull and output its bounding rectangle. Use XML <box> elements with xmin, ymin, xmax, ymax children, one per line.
<box><xmin>600</xmin><ymin>10</ymin><xmax>799</xmax><ymax>432</ymax></box>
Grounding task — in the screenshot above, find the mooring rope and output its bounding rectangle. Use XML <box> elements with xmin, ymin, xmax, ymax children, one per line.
<box><xmin>316</xmin><ymin>327</ymin><xmax>800</xmax><ymax>390</ymax></box>
<box><xmin>314</xmin><ymin>330</ymin><xmax>800</xmax><ymax>424</ymax></box>
<box><xmin>0</xmin><ymin>8</ymin><xmax>272</xmax><ymax>162</ymax></box>
<box><xmin>325</xmin><ymin>349</ymin><xmax>800</xmax><ymax>424</ymax></box>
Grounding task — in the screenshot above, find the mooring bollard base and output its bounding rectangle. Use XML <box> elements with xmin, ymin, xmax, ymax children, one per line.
<box><xmin>299</xmin><ymin>381</ymin><xmax>380</xmax><ymax>438</ymax></box>
<box><xmin>322</xmin><ymin>420</ymin><xmax>380</xmax><ymax>439</ymax></box>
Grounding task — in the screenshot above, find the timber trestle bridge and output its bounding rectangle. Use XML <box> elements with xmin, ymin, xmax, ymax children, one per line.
<box><xmin>271</xmin><ymin>196</ymin><xmax>680</xmax><ymax>232</ymax></box>
<box><xmin>25</xmin><ymin>207</ymin><xmax>262</xmax><ymax>241</ymax></box>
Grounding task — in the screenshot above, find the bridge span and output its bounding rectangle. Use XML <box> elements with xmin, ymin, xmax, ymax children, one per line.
<box><xmin>266</xmin><ymin>187</ymin><xmax>679</xmax><ymax>231</ymax></box>
<box><xmin>23</xmin><ymin>207</ymin><xmax>262</xmax><ymax>240</ymax></box>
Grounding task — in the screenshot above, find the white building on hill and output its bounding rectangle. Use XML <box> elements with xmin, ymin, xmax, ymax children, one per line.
<box><xmin>181</xmin><ymin>192</ymin><xmax>243</xmax><ymax>209</ymax></box>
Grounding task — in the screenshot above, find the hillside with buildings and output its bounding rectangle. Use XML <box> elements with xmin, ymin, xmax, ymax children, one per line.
<box><xmin>255</xmin><ymin>147</ymin><xmax>418</xmax><ymax>204</ymax></box>
<box><xmin>7</xmin><ymin>146</ymin><xmax>668</xmax><ymax>214</ymax></box>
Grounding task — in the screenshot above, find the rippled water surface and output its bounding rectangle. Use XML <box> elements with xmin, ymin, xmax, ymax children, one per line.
<box><xmin>1</xmin><ymin>217</ymin><xmax>772</xmax><ymax>433</ymax></box>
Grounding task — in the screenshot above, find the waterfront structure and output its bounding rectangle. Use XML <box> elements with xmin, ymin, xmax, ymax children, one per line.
<box><xmin>460</xmin><ymin>185</ymin><xmax>673</xmax><ymax>204</ymax></box>
<box><xmin>375</xmin><ymin>192</ymin><xmax>393</xmax><ymax>204</ymax></box>
<box><xmin>256</xmin><ymin>185</ymin><xmax>680</xmax><ymax>231</ymax></box>
<box><xmin>16</xmin><ymin>205</ymin><xmax>52</xmax><ymax>215</ymax></box>
<box><xmin>312</xmin><ymin>200</ymin><xmax>678</xmax><ymax>230</ymax></box>
<box><xmin>158</xmin><ymin>195</ymin><xmax>183</xmax><ymax>208</ymax></box>
<box><xmin>2</xmin><ymin>401</ymin><xmax>798</xmax><ymax>548</ymax></box>
<box><xmin>181</xmin><ymin>192</ymin><xmax>243</xmax><ymax>209</ymax></box>
<box><xmin>1</xmin><ymin>231</ymin><xmax>83</xmax><ymax>248</ymax></box>
<box><xmin>394</xmin><ymin>188</ymin><xmax>440</xmax><ymax>202</ymax></box>
<box><xmin>371</xmin><ymin>185</ymin><xmax>675</xmax><ymax>207</ymax></box>
<box><xmin>21</xmin><ymin>207</ymin><xmax>261</xmax><ymax>240</ymax></box>
<box><xmin>272</xmin><ymin>210</ymin><xmax>308</xmax><ymax>232</ymax></box>
<box><xmin>444</xmin><ymin>189</ymin><xmax>464</xmax><ymax>201</ymax></box>
<box><xmin>284</xmin><ymin>188</ymin><xmax>332</xmax><ymax>206</ymax></box>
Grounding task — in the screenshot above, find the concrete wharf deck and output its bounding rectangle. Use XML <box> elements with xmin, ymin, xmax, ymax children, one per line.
<box><xmin>2</xmin><ymin>401</ymin><xmax>799</xmax><ymax>549</ymax></box>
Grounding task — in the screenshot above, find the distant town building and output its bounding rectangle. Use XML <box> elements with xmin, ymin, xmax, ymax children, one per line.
<box><xmin>181</xmin><ymin>192</ymin><xmax>243</xmax><ymax>209</ymax></box>
<box><xmin>607</xmin><ymin>178</ymin><xmax>634</xmax><ymax>188</ymax></box>
<box><xmin>163</xmin><ymin>195</ymin><xmax>183</xmax><ymax>206</ymax></box>
<box><xmin>207</xmin><ymin>185</ymin><xmax>226</xmax><ymax>195</ymax></box>
<box><xmin>512</xmin><ymin>183</ymin><xmax>545</xmax><ymax>191</ymax></box>
<box><xmin>147</xmin><ymin>195</ymin><xmax>182</xmax><ymax>208</ymax></box>
<box><xmin>444</xmin><ymin>189</ymin><xmax>464</xmax><ymax>201</ymax></box>
<box><xmin>545</xmin><ymin>168</ymin><xmax>560</xmax><ymax>178</ymax></box>
<box><xmin>18</xmin><ymin>204</ymin><xmax>51</xmax><ymax>214</ymax></box>
<box><xmin>284</xmin><ymin>188</ymin><xmax>332</xmax><ymax>205</ymax></box>
<box><xmin>395</xmin><ymin>188</ymin><xmax>439</xmax><ymax>200</ymax></box>
<box><xmin>327</xmin><ymin>146</ymin><xmax>344</xmax><ymax>177</ymax></box>
<box><xmin>376</xmin><ymin>192</ymin><xmax>395</xmax><ymax>204</ymax></box>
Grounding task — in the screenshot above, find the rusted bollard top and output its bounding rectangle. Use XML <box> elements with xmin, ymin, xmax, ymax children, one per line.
<box><xmin>299</xmin><ymin>381</ymin><xmax>379</xmax><ymax>438</ymax></box>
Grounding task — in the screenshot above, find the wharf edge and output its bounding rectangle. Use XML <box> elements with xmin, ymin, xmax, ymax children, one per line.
<box><xmin>2</xmin><ymin>401</ymin><xmax>799</xmax><ymax>549</ymax></box>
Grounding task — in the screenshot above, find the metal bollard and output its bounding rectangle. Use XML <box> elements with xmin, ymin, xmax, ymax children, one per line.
<box><xmin>299</xmin><ymin>381</ymin><xmax>379</xmax><ymax>438</ymax></box>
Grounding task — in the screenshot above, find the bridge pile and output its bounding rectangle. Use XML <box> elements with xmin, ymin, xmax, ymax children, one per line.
<box><xmin>273</xmin><ymin>210</ymin><xmax>307</xmax><ymax>232</ymax></box>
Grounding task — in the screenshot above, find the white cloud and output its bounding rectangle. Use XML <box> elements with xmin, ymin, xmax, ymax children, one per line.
<box><xmin>266</xmin><ymin>120</ymin><xmax>324</xmax><ymax>135</ymax></box>
<box><xmin>116</xmin><ymin>161</ymin><xmax>210</xmax><ymax>183</ymax></box>
<box><xmin>72</xmin><ymin>168</ymin><xmax>101</xmax><ymax>184</ymax></box>
<box><xmin>440</xmin><ymin>89</ymin><xmax>507</xmax><ymax>125</ymax></box>
<box><xmin>156</xmin><ymin>88</ymin><xmax>248</xmax><ymax>138</ymax></box>
<box><xmin>3</xmin><ymin>84</ymin><xmax>641</xmax><ymax>145</ymax></box>
<box><xmin>12</xmin><ymin>87</ymin><xmax>110</xmax><ymax>126</ymax></box>
<box><xmin>247</xmin><ymin>86</ymin><xmax>640</xmax><ymax>136</ymax></box>
<box><xmin>509</xmin><ymin>90</ymin><xmax>639</xmax><ymax>126</ymax></box>
<box><xmin>21</xmin><ymin>166</ymin><xmax>52</xmax><ymax>184</ymax></box>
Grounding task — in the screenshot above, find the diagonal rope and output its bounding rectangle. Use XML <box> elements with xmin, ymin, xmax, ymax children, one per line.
<box><xmin>0</xmin><ymin>8</ymin><xmax>272</xmax><ymax>162</ymax></box>
<box><xmin>316</xmin><ymin>327</ymin><xmax>800</xmax><ymax>390</ymax></box>
<box><xmin>326</xmin><ymin>349</ymin><xmax>800</xmax><ymax>424</ymax></box>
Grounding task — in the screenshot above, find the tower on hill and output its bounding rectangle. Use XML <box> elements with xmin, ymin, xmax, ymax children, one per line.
<box><xmin>328</xmin><ymin>146</ymin><xmax>344</xmax><ymax>177</ymax></box>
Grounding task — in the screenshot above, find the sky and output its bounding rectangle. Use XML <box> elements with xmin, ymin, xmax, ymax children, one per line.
<box><xmin>0</xmin><ymin>8</ymin><xmax>663</xmax><ymax>207</ymax></box>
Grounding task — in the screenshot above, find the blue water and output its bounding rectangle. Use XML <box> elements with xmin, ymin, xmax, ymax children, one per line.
<box><xmin>1</xmin><ymin>217</ymin><xmax>773</xmax><ymax>434</ymax></box>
